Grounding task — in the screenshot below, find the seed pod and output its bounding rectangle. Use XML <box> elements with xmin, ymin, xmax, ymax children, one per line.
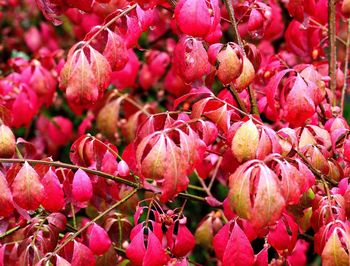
<box><xmin>0</xmin><ymin>124</ymin><xmax>16</xmax><ymax>158</ymax></box>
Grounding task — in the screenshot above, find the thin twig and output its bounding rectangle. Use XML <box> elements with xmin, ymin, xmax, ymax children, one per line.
<box><xmin>294</xmin><ymin>150</ymin><xmax>338</xmax><ymax>186</ymax></box>
<box><xmin>328</xmin><ymin>0</ymin><xmax>337</xmax><ymax>105</ymax></box>
<box><xmin>82</xmin><ymin>4</ymin><xmax>137</xmax><ymax>48</ymax></box>
<box><xmin>227</xmin><ymin>85</ymin><xmax>247</xmax><ymax>113</ymax></box>
<box><xmin>47</xmin><ymin>188</ymin><xmax>139</xmax><ymax>260</ymax></box>
<box><xmin>0</xmin><ymin>225</ymin><xmax>22</xmax><ymax>239</ymax></box>
<box><xmin>0</xmin><ymin>158</ymin><xmax>207</xmax><ymax>203</ymax></box>
<box><xmin>309</xmin><ymin>18</ymin><xmax>347</xmax><ymax>46</ymax></box>
<box><xmin>194</xmin><ymin>170</ymin><xmax>213</xmax><ymax>197</ymax></box>
<box><xmin>0</xmin><ymin>158</ymin><xmax>138</xmax><ymax>188</ymax></box>
<box><xmin>213</xmin><ymin>95</ymin><xmax>263</xmax><ymax>125</ymax></box>
<box><xmin>208</xmin><ymin>156</ymin><xmax>222</xmax><ymax>191</ymax></box>
<box><xmin>341</xmin><ymin>19</ymin><xmax>350</xmax><ymax>113</ymax></box>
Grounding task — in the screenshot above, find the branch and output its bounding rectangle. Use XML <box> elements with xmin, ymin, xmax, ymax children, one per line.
<box><xmin>341</xmin><ymin>19</ymin><xmax>350</xmax><ymax>113</ymax></box>
<box><xmin>294</xmin><ymin>150</ymin><xmax>338</xmax><ymax>186</ymax></box>
<box><xmin>0</xmin><ymin>225</ymin><xmax>22</xmax><ymax>239</ymax></box>
<box><xmin>0</xmin><ymin>158</ymin><xmax>138</xmax><ymax>188</ymax></box>
<box><xmin>227</xmin><ymin>85</ymin><xmax>247</xmax><ymax>113</ymax></box>
<box><xmin>0</xmin><ymin>158</ymin><xmax>207</xmax><ymax>203</ymax></box>
<box><xmin>222</xmin><ymin>0</ymin><xmax>259</xmax><ymax>115</ymax></box>
<box><xmin>328</xmin><ymin>0</ymin><xmax>337</xmax><ymax>105</ymax></box>
<box><xmin>82</xmin><ymin>4</ymin><xmax>137</xmax><ymax>48</ymax></box>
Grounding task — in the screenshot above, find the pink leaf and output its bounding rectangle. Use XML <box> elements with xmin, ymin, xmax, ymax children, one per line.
<box><xmin>42</xmin><ymin>168</ymin><xmax>65</xmax><ymax>212</ymax></box>
<box><xmin>175</xmin><ymin>0</ymin><xmax>211</xmax><ymax>37</ymax></box>
<box><xmin>11</xmin><ymin>162</ymin><xmax>44</xmax><ymax>211</ymax></box>
<box><xmin>126</xmin><ymin>229</ymin><xmax>146</xmax><ymax>266</ymax></box>
<box><xmin>72</xmin><ymin>169</ymin><xmax>93</xmax><ymax>203</ymax></box>
<box><xmin>88</xmin><ymin>223</ymin><xmax>112</xmax><ymax>256</ymax></box>
<box><xmin>143</xmin><ymin>230</ymin><xmax>168</xmax><ymax>266</ymax></box>
<box><xmin>0</xmin><ymin>172</ymin><xmax>14</xmax><ymax>217</ymax></box>
<box><xmin>223</xmin><ymin>223</ymin><xmax>254</xmax><ymax>266</ymax></box>
<box><xmin>71</xmin><ymin>241</ymin><xmax>96</xmax><ymax>266</ymax></box>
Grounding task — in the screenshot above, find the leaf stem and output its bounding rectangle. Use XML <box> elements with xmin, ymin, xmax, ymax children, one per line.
<box><xmin>341</xmin><ymin>19</ymin><xmax>350</xmax><ymax>113</ymax></box>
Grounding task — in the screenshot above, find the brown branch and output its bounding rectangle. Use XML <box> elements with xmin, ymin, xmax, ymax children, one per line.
<box><xmin>0</xmin><ymin>158</ymin><xmax>207</xmax><ymax>203</ymax></box>
<box><xmin>328</xmin><ymin>0</ymin><xmax>337</xmax><ymax>105</ymax></box>
<box><xmin>222</xmin><ymin>0</ymin><xmax>259</xmax><ymax>115</ymax></box>
<box><xmin>167</xmin><ymin>0</ymin><xmax>176</xmax><ymax>8</ymax></box>
<box><xmin>0</xmin><ymin>158</ymin><xmax>138</xmax><ymax>188</ymax></box>
<box><xmin>82</xmin><ymin>4</ymin><xmax>137</xmax><ymax>48</ymax></box>
<box><xmin>341</xmin><ymin>19</ymin><xmax>350</xmax><ymax>113</ymax></box>
<box><xmin>294</xmin><ymin>150</ymin><xmax>338</xmax><ymax>186</ymax></box>
<box><xmin>227</xmin><ymin>85</ymin><xmax>247</xmax><ymax>113</ymax></box>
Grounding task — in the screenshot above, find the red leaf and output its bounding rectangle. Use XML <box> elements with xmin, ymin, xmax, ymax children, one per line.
<box><xmin>0</xmin><ymin>124</ymin><xmax>16</xmax><ymax>158</ymax></box>
<box><xmin>62</xmin><ymin>49</ymin><xmax>98</xmax><ymax>106</ymax></box>
<box><xmin>11</xmin><ymin>162</ymin><xmax>44</xmax><ymax>211</ymax></box>
<box><xmin>103</xmin><ymin>30</ymin><xmax>128</xmax><ymax>71</ymax></box>
<box><xmin>126</xmin><ymin>228</ymin><xmax>146</xmax><ymax>266</ymax></box>
<box><xmin>268</xmin><ymin>213</ymin><xmax>298</xmax><ymax>252</ymax></box>
<box><xmin>71</xmin><ymin>241</ymin><xmax>96</xmax><ymax>266</ymax></box>
<box><xmin>173</xmin><ymin>36</ymin><xmax>210</xmax><ymax>83</ymax></box>
<box><xmin>171</xmin><ymin>224</ymin><xmax>196</xmax><ymax>257</ymax></box>
<box><xmin>72</xmin><ymin>169</ymin><xmax>93</xmax><ymax>203</ymax></box>
<box><xmin>223</xmin><ymin>223</ymin><xmax>254</xmax><ymax>266</ymax></box>
<box><xmin>143</xmin><ymin>230</ymin><xmax>168</xmax><ymax>266</ymax></box>
<box><xmin>89</xmin><ymin>46</ymin><xmax>112</xmax><ymax>94</ymax></box>
<box><xmin>0</xmin><ymin>172</ymin><xmax>14</xmax><ymax>217</ymax></box>
<box><xmin>284</xmin><ymin>75</ymin><xmax>315</xmax><ymax>127</ymax></box>
<box><xmin>160</xmin><ymin>137</ymin><xmax>188</xmax><ymax>202</ymax></box>
<box><xmin>321</xmin><ymin>228</ymin><xmax>350</xmax><ymax>265</ymax></box>
<box><xmin>214</xmin><ymin>222</ymin><xmax>254</xmax><ymax>266</ymax></box>
<box><xmin>88</xmin><ymin>223</ymin><xmax>111</xmax><ymax>256</ymax></box>
<box><xmin>175</xmin><ymin>0</ymin><xmax>211</xmax><ymax>37</ymax></box>
<box><xmin>213</xmin><ymin>223</ymin><xmax>230</xmax><ymax>260</ymax></box>
<box><xmin>42</xmin><ymin>168</ymin><xmax>65</xmax><ymax>212</ymax></box>
<box><xmin>228</xmin><ymin>161</ymin><xmax>285</xmax><ymax>229</ymax></box>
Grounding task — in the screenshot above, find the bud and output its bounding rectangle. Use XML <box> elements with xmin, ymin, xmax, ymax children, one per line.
<box><xmin>216</xmin><ymin>43</ymin><xmax>243</xmax><ymax>85</ymax></box>
<box><xmin>175</xmin><ymin>0</ymin><xmax>211</xmax><ymax>37</ymax></box>
<box><xmin>231</xmin><ymin>120</ymin><xmax>259</xmax><ymax>162</ymax></box>
<box><xmin>342</xmin><ymin>0</ymin><xmax>350</xmax><ymax>17</ymax></box>
<box><xmin>232</xmin><ymin>56</ymin><xmax>255</xmax><ymax>92</ymax></box>
<box><xmin>321</xmin><ymin>227</ymin><xmax>349</xmax><ymax>265</ymax></box>
<box><xmin>118</xmin><ymin>160</ymin><xmax>130</xmax><ymax>176</ymax></box>
<box><xmin>195</xmin><ymin>212</ymin><xmax>223</xmax><ymax>249</ymax></box>
<box><xmin>304</xmin><ymin>146</ymin><xmax>329</xmax><ymax>174</ymax></box>
<box><xmin>173</xmin><ymin>36</ymin><xmax>210</xmax><ymax>83</ymax></box>
<box><xmin>0</xmin><ymin>124</ymin><xmax>16</xmax><ymax>158</ymax></box>
<box><xmin>327</xmin><ymin>160</ymin><xmax>343</xmax><ymax>182</ymax></box>
<box><xmin>88</xmin><ymin>223</ymin><xmax>112</xmax><ymax>255</ymax></box>
<box><xmin>344</xmin><ymin>188</ymin><xmax>350</xmax><ymax>218</ymax></box>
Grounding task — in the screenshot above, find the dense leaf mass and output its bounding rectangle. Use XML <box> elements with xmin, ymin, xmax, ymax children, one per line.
<box><xmin>0</xmin><ymin>0</ymin><xmax>350</xmax><ymax>265</ymax></box>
